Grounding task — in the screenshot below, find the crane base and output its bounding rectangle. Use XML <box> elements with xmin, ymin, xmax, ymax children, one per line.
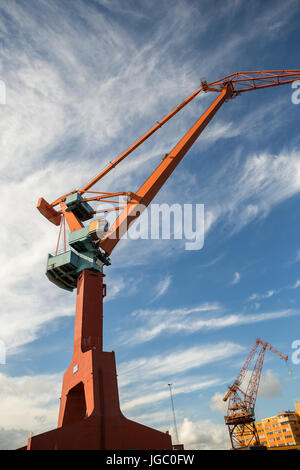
<box><xmin>24</xmin><ymin>414</ymin><xmax>172</xmax><ymax>450</ymax></box>
<box><xmin>19</xmin><ymin>270</ymin><xmax>172</xmax><ymax>450</ymax></box>
<box><xmin>21</xmin><ymin>350</ymin><xmax>172</xmax><ymax>450</ymax></box>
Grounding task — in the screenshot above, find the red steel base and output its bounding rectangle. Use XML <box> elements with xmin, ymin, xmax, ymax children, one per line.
<box><xmin>22</xmin><ymin>269</ymin><xmax>172</xmax><ymax>450</ymax></box>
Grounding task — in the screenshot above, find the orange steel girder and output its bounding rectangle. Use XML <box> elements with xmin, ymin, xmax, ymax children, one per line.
<box><xmin>99</xmin><ymin>83</ymin><xmax>233</xmax><ymax>254</ymax></box>
<box><xmin>227</xmin><ymin>421</ymin><xmax>260</xmax><ymax>451</ymax></box>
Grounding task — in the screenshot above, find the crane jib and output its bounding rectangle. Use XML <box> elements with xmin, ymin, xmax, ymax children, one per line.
<box><xmin>36</xmin><ymin>70</ymin><xmax>300</xmax><ymax>290</ymax></box>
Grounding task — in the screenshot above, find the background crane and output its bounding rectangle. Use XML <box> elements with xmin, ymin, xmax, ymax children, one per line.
<box><xmin>22</xmin><ymin>70</ymin><xmax>300</xmax><ymax>450</ymax></box>
<box><xmin>223</xmin><ymin>338</ymin><xmax>288</xmax><ymax>450</ymax></box>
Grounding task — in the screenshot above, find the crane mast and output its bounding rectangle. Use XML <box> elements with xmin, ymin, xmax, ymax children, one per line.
<box><xmin>223</xmin><ymin>339</ymin><xmax>288</xmax><ymax>450</ymax></box>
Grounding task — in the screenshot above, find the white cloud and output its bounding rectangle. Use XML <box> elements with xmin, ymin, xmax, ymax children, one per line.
<box><xmin>126</xmin><ymin>409</ymin><xmax>231</xmax><ymax>449</ymax></box>
<box><xmin>0</xmin><ymin>0</ymin><xmax>299</xmax><ymax>451</ymax></box>
<box><xmin>117</xmin><ymin>341</ymin><xmax>244</xmax><ymax>431</ymax></box>
<box><xmin>118</xmin><ymin>341</ymin><xmax>244</xmax><ymax>391</ymax></box>
<box><xmin>0</xmin><ymin>372</ymin><xmax>61</xmax><ymax>449</ymax></box>
<box><xmin>210</xmin><ymin>392</ymin><xmax>227</xmax><ymax>415</ymax></box>
<box><xmin>248</xmin><ymin>290</ymin><xmax>278</xmax><ymax>301</ymax></box>
<box><xmin>258</xmin><ymin>369</ymin><xmax>283</xmax><ymax>398</ymax></box>
<box><xmin>203</xmin><ymin>150</ymin><xmax>300</xmax><ymax>236</ymax></box>
<box><xmin>118</xmin><ymin>304</ymin><xmax>296</xmax><ymax>346</ymax></box>
<box><xmin>230</xmin><ymin>272</ymin><xmax>241</xmax><ymax>286</ymax></box>
<box><xmin>0</xmin><ymin>1</ymin><xmax>212</xmax><ymax>357</ymax></box>
<box><xmin>199</xmin><ymin>254</ymin><xmax>225</xmax><ymax>268</ymax></box>
<box><xmin>122</xmin><ymin>377</ymin><xmax>219</xmax><ymax>412</ymax></box>
<box><xmin>248</xmin><ymin>277</ymin><xmax>300</xmax><ymax>302</ymax></box>
<box><xmin>152</xmin><ymin>275</ymin><xmax>172</xmax><ymax>302</ymax></box>
<box><xmin>175</xmin><ymin>417</ymin><xmax>230</xmax><ymax>450</ymax></box>
<box><xmin>104</xmin><ymin>273</ymin><xmax>140</xmax><ymax>302</ymax></box>
<box><xmin>0</xmin><ymin>341</ymin><xmax>241</xmax><ymax>449</ymax></box>
<box><xmin>0</xmin><ymin>0</ymin><xmax>241</xmax><ymax>360</ymax></box>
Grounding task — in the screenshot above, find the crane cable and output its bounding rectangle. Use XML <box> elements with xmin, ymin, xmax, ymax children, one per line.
<box><xmin>285</xmin><ymin>358</ymin><xmax>293</xmax><ymax>376</ymax></box>
<box><xmin>55</xmin><ymin>215</ymin><xmax>67</xmax><ymax>256</ymax></box>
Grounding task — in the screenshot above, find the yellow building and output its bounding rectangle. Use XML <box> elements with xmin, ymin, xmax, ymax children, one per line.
<box><xmin>240</xmin><ymin>402</ymin><xmax>300</xmax><ymax>449</ymax></box>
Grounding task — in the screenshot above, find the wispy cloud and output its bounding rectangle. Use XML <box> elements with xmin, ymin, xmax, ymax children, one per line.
<box><xmin>0</xmin><ymin>341</ymin><xmax>241</xmax><ymax>449</ymax></box>
<box><xmin>118</xmin><ymin>341</ymin><xmax>244</xmax><ymax>412</ymax></box>
<box><xmin>0</xmin><ymin>0</ymin><xmax>299</xmax><ymax>451</ymax></box>
<box><xmin>152</xmin><ymin>275</ymin><xmax>172</xmax><ymax>302</ymax></box>
<box><xmin>248</xmin><ymin>278</ymin><xmax>300</xmax><ymax>302</ymax></box>
<box><xmin>118</xmin><ymin>303</ymin><xmax>296</xmax><ymax>346</ymax></box>
<box><xmin>248</xmin><ymin>290</ymin><xmax>278</xmax><ymax>301</ymax></box>
<box><xmin>258</xmin><ymin>369</ymin><xmax>283</xmax><ymax>398</ymax></box>
<box><xmin>176</xmin><ymin>416</ymin><xmax>230</xmax><ymax>450</ymax></box>
<box><xmin>230</xmin><ymin>272</ymin><xmax>241</xmax><ymax>286</ymax></box>
<box><xmin>1</xmin><ymin>0</ymin><xmax>299</xmax><ymax>363</ymax></box>
<box><xmin>199</xmin><ymin>254</ymin><xmax>225</xmax><ymax>268</ymax></box>
<box><xmin>203</xmin><ymin>149</ymin><xmax>300</xmax><ymax>236</ymax></box>
<box><xmin>0</xmin><ymin>0</ymin><xmax>215</xmax><ymax>357</ymax></box>
<box><xmin>209</xmin><ymin>391</ymin><xmax>227</xmax><ymax>415</ymax></box>
<box><xmin>122</xmin><ymin>377</ymin><xmax>219</xmax><ymax>412</ymax></box>
<box><xmin>0</xmin><ymin>372</ymin><xmax>61</xmax><ymax>449</ymax></box>
<box><xmin>118</xmin><ymin>341</ymin><xmax>244</xmax><ymax>388</ymax></box>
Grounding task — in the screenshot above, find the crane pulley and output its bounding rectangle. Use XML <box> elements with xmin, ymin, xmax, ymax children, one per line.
<box><xmin>37</xmin><ymin>70</ymin><xmax>300</xmax><ymax>290</ymax></box>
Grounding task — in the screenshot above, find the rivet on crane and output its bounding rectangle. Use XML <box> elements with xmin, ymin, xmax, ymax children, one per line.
<box><xmin>223</xmin><ymin>338</ymin><xmax>288</xmax><ymax>450</ymax></box>
<box><xmin>24</xmin><ymin>70</ymin><xmax>300</xmax><ymax>450</ymax></box>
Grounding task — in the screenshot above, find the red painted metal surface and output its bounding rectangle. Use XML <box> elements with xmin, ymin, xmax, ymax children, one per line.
<box><xmin>24</xmin><ymin>270</ymin><xmax>172</xmax><ymax>450</ymax></box>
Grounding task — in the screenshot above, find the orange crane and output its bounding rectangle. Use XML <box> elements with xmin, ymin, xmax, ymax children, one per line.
<box><xmin>22</xmin><ymin>70</ymin><xmax>299</xmax><ymax>450</ymax></box>
<box><xmin>223</xmin><ymin>338</ymin><xmax>288</xmax><ymax>450</ymax></box>
<box><xmin>37</xmin><ymin>70</ymin><xmax>300</xmax><ymax>279</ymax></box>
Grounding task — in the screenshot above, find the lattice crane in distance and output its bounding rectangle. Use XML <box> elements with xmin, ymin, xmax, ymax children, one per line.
<box><xmin>21</xmin><ymin>70</ymin><xmax>300</xmax><ymax>450</ymax></box>
<box><xmin>223</xmin><ymin>338</ymin><xmax>288</xmax><ymax>450</ymax></box>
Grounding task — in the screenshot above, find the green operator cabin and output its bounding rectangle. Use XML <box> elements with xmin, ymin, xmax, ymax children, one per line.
<box><xmin>45</xmin><ymin>193</ymin><xmax>109</xmax><ymax>291</ymax></box>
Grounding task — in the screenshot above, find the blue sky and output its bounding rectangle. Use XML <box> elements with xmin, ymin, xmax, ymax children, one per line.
<box><xmin>0</xmin><ymin>0</ymin><xmax>300</xmax><ymax>450</ymax></box>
